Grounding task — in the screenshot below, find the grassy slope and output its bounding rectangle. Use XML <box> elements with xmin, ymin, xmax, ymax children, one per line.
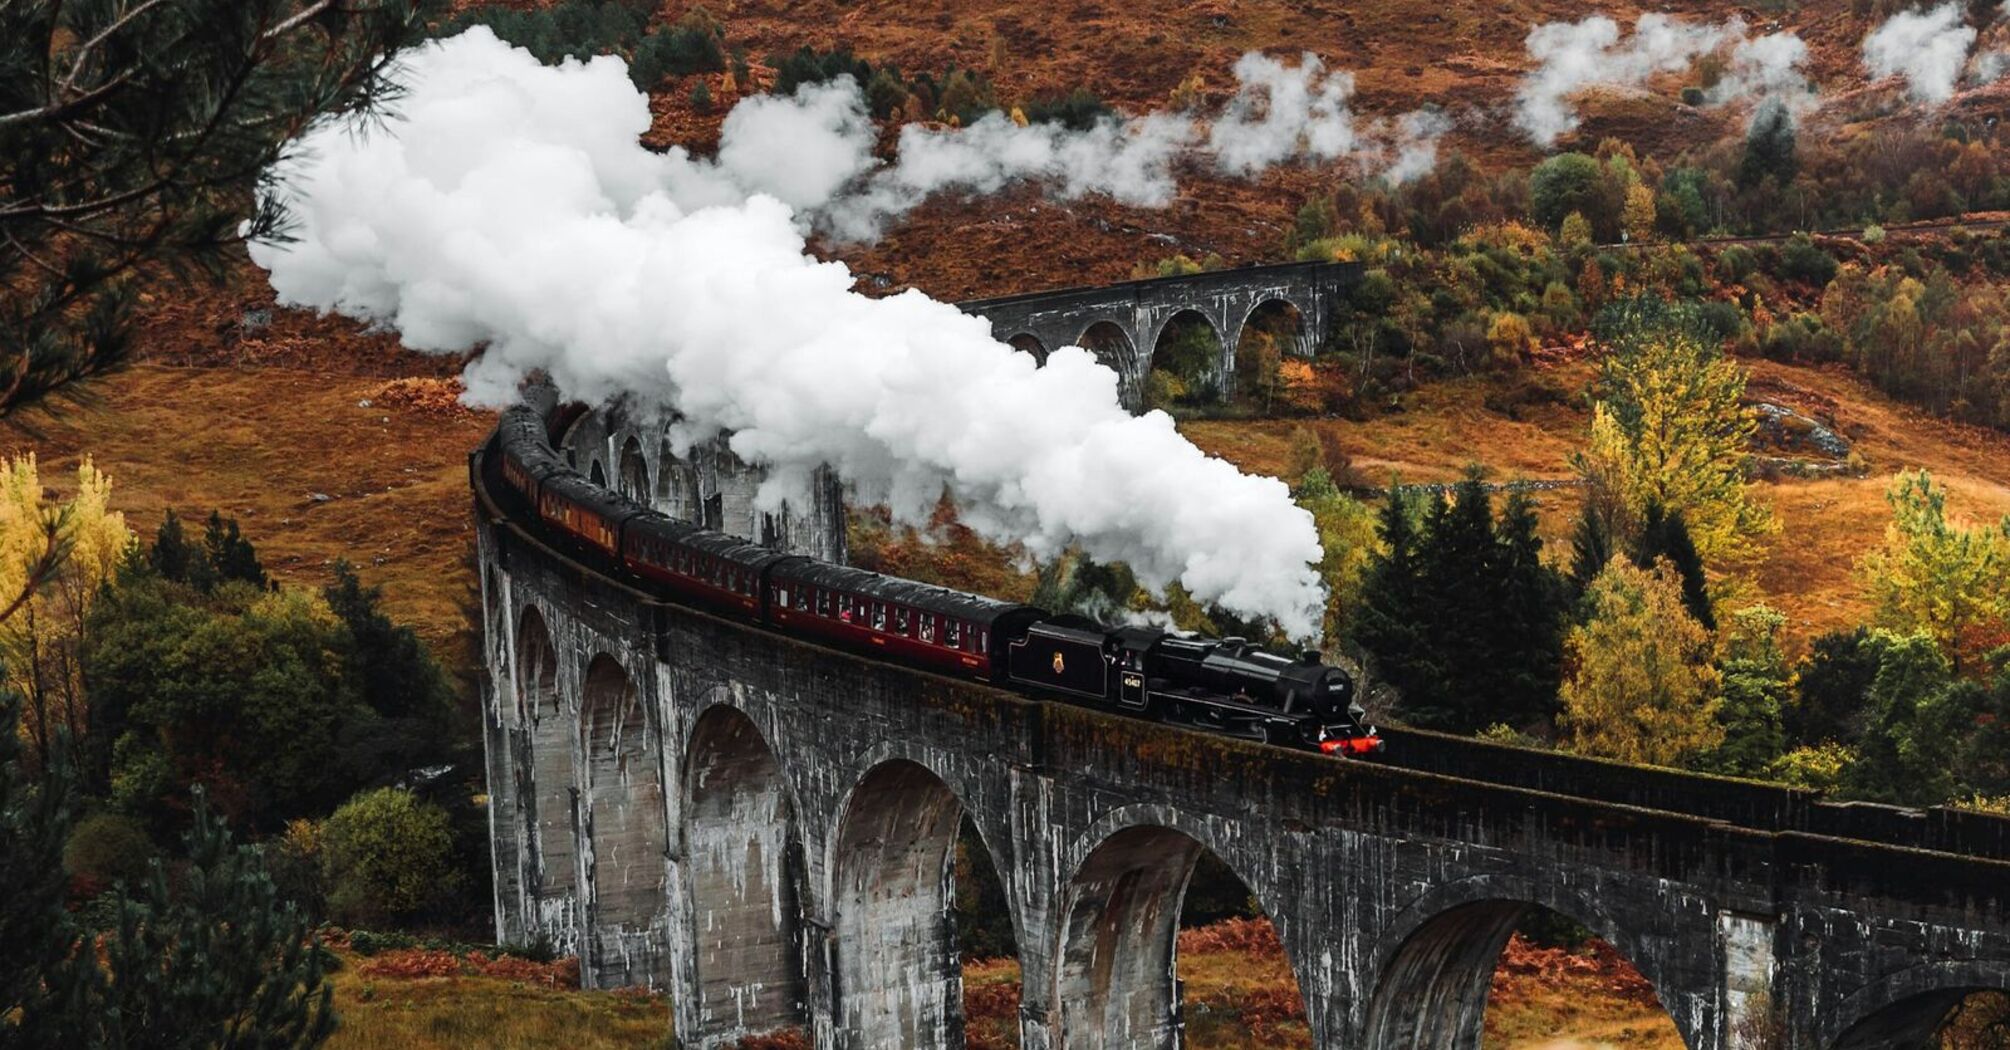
<box><xmin>11</xmin><ymin>350</ymin><xmax>2006</xmax><ymax>664</ymax></box>
<box><xmin>0</xmin><ymin>366</ymin><xmax>495</xmax><ymax>662</ymax></box>
<box><xmin>325</xmin><ymin>950</ymin><xmax>667</xmax><ymax>1050</ymax></box>
<box><xmin>320</xmin><ymin>925</ymin><xmax>1683</xmax><ymax>1050</ymax></box>
<box><xmin>1182</xmin><ymin>356</ymin><xmax>2010</xmax><ymax>651</ymax></box>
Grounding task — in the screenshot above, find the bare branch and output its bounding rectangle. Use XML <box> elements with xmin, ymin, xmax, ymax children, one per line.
<box><xmin>58</xmin><ymin>0</ymin><xmax>172</xmax><ymax>97</ymax></box>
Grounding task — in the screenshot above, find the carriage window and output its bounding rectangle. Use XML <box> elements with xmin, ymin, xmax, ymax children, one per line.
<box><xmin>817</xmin><ymin>590</ymin><xmax>832</xmax><ymax>616</ymax></box>
<box><xmin>977</xmin><ymin>628</ymin><xmax>988</xmax><ymax>651</ymax></box>
<box><xmin>839</xmin><ymin>595</ymin><xmax>855</xmax><ymax>622</ymax></box>
<box><xmin>895</xmin><ymin>608</ymin><xmax>911</xmax><ymax>634</ymax></box>
<box><xmin>919</xmin><ymin>614</ymin><xmax>936</xmax><ymax>643</ymax></box>
<box><xmin>796</xmin><ymin>586</ymin><xmax>811</xmax><ymax>611</ymax></box>
<box><xmin>944</xmin><ymin>620</ymin><xmax>961</xmax><ymax>648</ymax></box>
<box><xmin>872</xmin><ymin>603</ymin><xmax>888</xmax><ymax>630</ymax></box>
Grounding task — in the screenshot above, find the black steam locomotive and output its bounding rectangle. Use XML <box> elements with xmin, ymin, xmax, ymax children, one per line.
<box><xmin>478</xmin><ymin>407</ymin><xmax>1383</xmax><ymax>757</ymax></box>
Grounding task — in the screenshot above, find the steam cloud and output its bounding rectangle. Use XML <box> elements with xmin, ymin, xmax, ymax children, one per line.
<box><xmin>1515</xmin><ymin>14</ymin><xmax>1813</xmax><ymax>146</ymax></box>
<box><xmin>249</xmin><ymin>28</ymin><xmax>1329</xmax><ymax>637</ymax></box>
<box><xmin>811</xmin><ymin>50</ymin><xmax>1445</xmax><ymax>239</ymax></box>
<box><xmin>1862</xmin><ymin>3</ymin><xmax>1986</xmax><ymax>103</ymax></box>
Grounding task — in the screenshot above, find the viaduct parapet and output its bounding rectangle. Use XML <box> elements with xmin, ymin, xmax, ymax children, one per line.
<box><xmin>960</xmin><ymin>260</ymin><xmax>1362</xmax><ymax>409</ymax></box>
<box><xmin>475</xmin><ymin>447</ymin><xmax>2010</xmax><ymax>1050</ymax></box>
<box><xmin>552</xmin><ymin>404</ymin><xmax>848</xmax><ymax>564</ymax></box>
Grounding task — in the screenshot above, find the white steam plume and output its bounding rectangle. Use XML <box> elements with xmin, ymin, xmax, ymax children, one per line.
<box><xmin>1380</xmin><ymin>109</ymin><xmax>1455</xmax><ymax>185</ymax></box>
<box><xmin>1515</xmin><ymin>14</ymin><xmax>1812</xmax><ymax>146</ymax></box>
<box><xmin>1208</xmin><ymin>52</ymin><xmax>1360</xmax><ymax>174</ymax></box>
<box><xmin>823</xmin><ymin>108</ymin><xmax>1199</xmax><ymax>240</ymax></box>
<box><xmin>821</xmin><ymin>51</ymin><xmax>1442</xmax><ymax>239</ymax></box>
<box><xmin>1862</xmin><ymin>3</ymin><xmax>1982</xmax><ymax>102</ymax></box>
<box><xmin>249</xmin><ymin>28</ymin><xmax>1329</xmax><ymax>637</ymax></box>
<box><xmin>587</xmin><ymin>47</ymin><xmax>1444</xmax><ymax>242</ymax></box>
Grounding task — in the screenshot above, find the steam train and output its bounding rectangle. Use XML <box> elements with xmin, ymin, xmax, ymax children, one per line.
<box><xmin>477</xmin><ymin>407</ymin><xmax>1383</xmax><ymax>757</ymax></box>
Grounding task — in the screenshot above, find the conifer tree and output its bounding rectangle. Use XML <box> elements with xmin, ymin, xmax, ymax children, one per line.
<box><xmin>1857</xmin><ymin>469</ymin><xmax>2008</xmax><ymax>669</ymax></box>
<box><xmin>85</xmin><ymin>789</ymin><xmax>335</xmax><ymax>1048</ymax></box>
<box><xmin>1633</xmin><ymin>503</ymin><xmax>1715</xmax><ymax>631</ymax></box>
<box><xmin>202</xmin><ymin>511</ymin><xmax>268</xmax><ymax>590</ymax></box>
<box><xmin>1</xmin><ymin>1</ymin><xmax>436</xmax><ymax>416</ymax></box>
<box><xmin>1738</xmin><ymin>99</ymin><xmax>1798</xmax><ymax>189</ymax></box>
<box><xmin>1354</xmin><ymin>476</ymin><xmax>1568</xmax><ymax>732</ymax></box>
<box><xmin>1491</xmin><ymin>489</ymin><xmax>1568</xmax><ymax>728</ymax></box>
<box><xmin>1353</xmin><ymin>485</ymin><xmax>1436</xmax><ymax>707</ymax></box>
<box><xmin>148</xmin><ymin>511</ymin><xmax>197</xmax><ymax>587</ymax></box>
<box><xmin>0</xmin><ymin>690</ymin><xmax>91</xmax><ymax>1050</ymax></box>
<box><xmin>324</xmin><ymin>562</ymin><xmax>453</xmax><ymax>724</ymax></box>
<box><xmin>1790</xmin><ymin>627</ymin><xmax>1881</xmax><ymax>747</ymax></box>
<box><xmin>1567</xmin><ymin>496</ymin><xmax>1614</xmax><ymax>604</ymax></box>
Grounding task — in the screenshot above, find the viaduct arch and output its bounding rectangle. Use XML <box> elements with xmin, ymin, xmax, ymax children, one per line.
<box><xmin>477</xmin><ymin>443</ymin><xmax>2010</xmax><ymax>1047</ymax></box>
<box><xmin>961</xmin><ymin>259</ymin><xmax>1358</xmax><ymax>410</ymax></box>
<box><xmin>475</xmin><ymin>240</ymin><xmax>2010</xmax><ymax>1046</ymax></box>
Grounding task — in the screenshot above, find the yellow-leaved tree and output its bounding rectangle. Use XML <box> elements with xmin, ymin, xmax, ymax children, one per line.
<box><xmin>0</xmin><ymin>453</ymin><xmax>135</xmax><ymax>763</ymax></box>
<box><xmin>1857</xmin><ymin>469</ymin><xmax>2009</xmax><ymax>669</ymax></box>
<box><xmin>1622</xmin><ymin>182</ymin><xmax>1657</xmax><ymax>244</ymax></box>
<box><xmin>1560</xmin><ymin>557</ymin><xmax>1724</xmax><ymax>765</ymax></box>
<box><xmin>1575</xmin><ymin>300</ymin><xmax>1778</xmax><ymax>568</ymax></box>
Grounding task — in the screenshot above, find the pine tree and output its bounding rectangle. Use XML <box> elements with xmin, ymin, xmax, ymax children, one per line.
<box><xmin>0</xmin><ymin>1</ymin><xmax>435</xmax><ymax>416</ymax></box>
<box><xmin>0</xmin><ymin>690</ymin><xmax>93</xmax><ymax>1050</ymax></box>
<box><xmin>1633</xmin><ymin>503</ymin><xmax>1715</xmax><ymax>631</ymax></box>
<box><xmin>148</xmin><ymin>511</ymin><xmax>197</xmax><ymax>586</ymax></box>
<box><xmin>1857</xmin><ymin>469</ymin><xmax>2009</xmax><ymax>669</ymax></box>
<box><xmin>1353</xmin><ymin>485</ymin><xmax>1439</xmax><ymax>710</ymax></box>
<box><xmin>1413</xmin><ymin>475</ymin><xmax>1497</xmax><ymax>729</ymax></box>
<box><xmin>85</xmin><ymin>789</ymin><xmax>336</xmax><ymax>1048</ymax></box>
<box><xmin>324</xmin><ymin>562</ymin><xmax>454</xmax><ymax>725</ymax></box>
<box><xmin>1738</xmin><ymin>99</ymin><xmax>1798</xmax><ymax>189</ymax></box>
<box><xmin>202</xmin><ymin>511</ymin><xmax>267</xmax><ymax>590</ymax></box>
<box><xmin>1491</xmin><ymin>490</ymin><xmax>1567</xmax><ymax>729</ymax></box>
<box><xmin>1791</xmin><ymin>627</ymin><xmax>1880</xmax><ymax>747</ymax></box>
<box><xmin>1567</xmin><ymin>496</ymin><xmax>1614</xmax><ymax>603</ymax></box>
<box><xmin>1354</xmin><ymin>476</ymin><xmax>1569</xmax><ymax>733</ymax></box>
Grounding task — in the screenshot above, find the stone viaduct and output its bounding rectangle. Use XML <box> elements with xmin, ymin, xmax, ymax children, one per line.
<box><xmin>960</xmin><ymin>260</ymin><xmax>1361</xmax><ymax>409</ymax></box>
<box><xmin>474</xmin><ymin>409</ymin><xmax>2010</xmax><ymax>1050</ymax></box>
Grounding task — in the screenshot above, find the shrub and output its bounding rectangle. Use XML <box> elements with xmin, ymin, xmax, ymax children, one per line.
<box><xmin>1717</xmin><ymin>244</ymin><xmax>1757</xmax><ymax>284</ymax></box>
<box><xmin>266</xmin><ymin>818</ymin><xmax>327</xmax><ymax>914</ymax></box>
<box><xmin>63</xmin><ymin>812</ymin><xmax>154</xmax><ymax>887</ymax></box>
<box><xmin>1778</xmin><ymin>235</ymin><xmax>1839</xmax><ymax>286</ymax></box>
<box><xmin>1485</xmin><ymin>311</ymin><xmax>1537</xmax><ymax>365</ymax></box>
<box><xmin>347</xmin><ymin>929</ymin><xmax>419</xmax><ymax>957</ymax></box>
<box><xmin>1861</xmin><ymin>223</ymin><xmax>1887</xmax><ymax>245</ymax></box>
<box><xmin>322</xmin><ymin>788</ymin><xmax>462</xmax><ymax>928</ymax></box>
<box><xmin>769</xmin><ymin>45</ymin><xmax>870</xmax><ymax>96</ymax></box>
<box><xmin>1023</xmin><ymin>88</ymin><xmax>1112</xmax><ymax>131</ymax></box>
<box><xmin>1530</xmin><ymin>154</ymin><xmax>1607</xmax><ymax>231</ymax></box>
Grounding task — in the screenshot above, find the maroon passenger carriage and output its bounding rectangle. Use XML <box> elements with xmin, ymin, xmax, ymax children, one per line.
<box><xmin>475</xmin><ymin>405</ymin><xmax>1382</xmax><ymax>756</ymax></box>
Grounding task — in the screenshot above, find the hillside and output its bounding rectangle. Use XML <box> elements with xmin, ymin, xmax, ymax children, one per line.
<box><xmin>13</xmin><ymin>346</ymin><xmax>2005</xmax><ymax>662</ymax></box>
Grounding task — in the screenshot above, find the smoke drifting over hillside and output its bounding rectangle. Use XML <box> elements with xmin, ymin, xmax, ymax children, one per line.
<box><xmin>814</xmin><ymin>51</ymin><xmax>1444</xmax><ymax>239</ymax></box>
<box><xmin>1862</xmin><ymin>3</ymin><xmax>1994</xmax><ymax>103</ymax></box>
<box><xmin>249</xmin><ymin>29</ymin><xmax>1329</xmax><ymax>637</ymax></box>
<box><xmin>1515</xmin><ymin>14</ymin><xmax>1812</xmax><ymax>146</ymax></box>
<box><xmin>516</xmin><ymin>41</ymin><xmax>1442</xmax><ymax>241</ymax></box>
